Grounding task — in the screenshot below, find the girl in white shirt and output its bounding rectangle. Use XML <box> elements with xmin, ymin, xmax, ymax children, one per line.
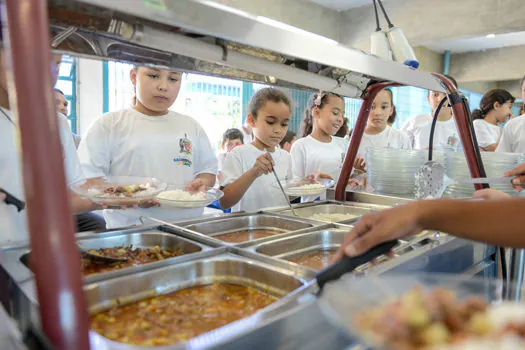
<box><xmin>291</xmin><ymin>92</ymin><xmax>348</xmax><ymax>201</ymax></box>
<box><xmin>220</xmin><ymin>88</ymin><xmax>293</xmax><ymax>212</ymax></box>
<box><xmin>472</xmin><ymin>89</ymin><xmax>514</xmax><ymax>152</ymax></box>
<box><xmin>78</xmin><ymin>67</ymin><xmax>217</xmax><ymax>228</ymax></box>
<box><xmin>357</xmin><ymin>89</ymin><xmax>412</xmax><ymax>156</ymax></box>
<box><xmin>497</xmin><ymin>75</ymin><xmax>525</xmax><ymax>153</ymax></box>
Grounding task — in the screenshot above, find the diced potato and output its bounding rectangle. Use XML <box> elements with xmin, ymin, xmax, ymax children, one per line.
<box><xmin>420</xmin><ymin>322</ymin><xmax>450</xmax><ymax>345</ymax></box>
<box><xmin>467</xmin><ymin>312</ymin><xmax>492</xmax><ymax>335</ymax></box>
<box><xmin>407</xmin><ymin>307</ymin><xmax>431</xmax><ymax>328</ymax></box>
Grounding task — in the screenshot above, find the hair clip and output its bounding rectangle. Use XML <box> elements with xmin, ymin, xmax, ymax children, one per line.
<box><xmin>314</xmin><ymin>91</ymin><xmax>325</xmax><ymax>107</ymax></box>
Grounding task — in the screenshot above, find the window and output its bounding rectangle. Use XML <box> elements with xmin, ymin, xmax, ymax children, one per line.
<box><xmin>55</xmin><ymin>55</ymin><xmax>77</xmax><ymax>132</ymax></box>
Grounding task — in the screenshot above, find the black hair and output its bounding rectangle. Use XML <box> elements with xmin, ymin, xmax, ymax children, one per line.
<box><xmin>383</xmin><ymin>88</ymin><xmax>397</xmax><ymax>125</ymax></box>
<box><xmin>221</xmin><ymin>128</ymin><xmax>244</xmax><ymax>147</ymax></box>
<box><xmin>248</xmin><ymin>87</ymin><xmax>292</xmax><ymax>119</ymax></box>
<box><xmin>279</xmin><ymin>130</ymin><xmax>296</xmax><ymax>148</ymax></box>
<box><xmin>471</xmin><ymin>89</ymin><xmax>515</xmax><ymax>120</ymax></box>
<box><xmin>54</xmin><ymin>88</ymin><xmax>65</xmax><ymax>96</ymax></box>
<box><xmin>299</xmin><ymin>91</ymin><xmax>344</xmax><ymax>138</ymax></box>
<box><xmin>335</xmin><ymin>117</ymin><xmax>349</xmax><ymax>138</ymax></box>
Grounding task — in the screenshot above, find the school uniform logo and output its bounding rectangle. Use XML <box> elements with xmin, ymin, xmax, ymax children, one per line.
<box><xmin>447</xmin><ymin>135</ymin><xmax>459</xmax><ymax>148</ymax></box>
<box><xmin>179</xmin><ymin>134</ymin><xmax>192</xmax><ymax>155</ymax></box>
<box><xmin>173</xmin><ymin>157</ymin><xmax>192</xmax><ymax>167</ymax></box>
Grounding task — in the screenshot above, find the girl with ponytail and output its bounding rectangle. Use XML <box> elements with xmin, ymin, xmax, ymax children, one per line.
<box><xmin>472</xmin><ymin>89</ymin><xmax>514</xmax><ymax>151</ymax></box>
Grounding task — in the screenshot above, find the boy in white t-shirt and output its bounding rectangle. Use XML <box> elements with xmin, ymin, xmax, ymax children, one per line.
<box><xmin>357</xmin><ymin>89</ymin><xmax>412</xmax><ymax>157</ymax></box>
<box><xmin>78</xmin><ymin>67</ymin><xmax>218</xmax><ymax>228</ymax></box>
<box><xmin>472</xmin><ymin>89</ymin><xmax>514</xmax><ymax>151</ymax></box>
<box><xmin>220</xmin><ymin>88</ymin><xmax>293</xmax><ymax>212</ymax></box>
<box><xmin>401</xmin><ymin>75</ymin><xmax>460</xmax><ymax>151</ymax></box>
<box><xmin>496</xmin><ymin>75</ymin><xmax>525</xmax><ymax>153</ymax></box>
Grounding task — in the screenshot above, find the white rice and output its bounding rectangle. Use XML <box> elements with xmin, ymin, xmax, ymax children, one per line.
<box><xmin>311</xmin><ymin>213</ymin><xmax>358</xmax><ymax>222</ymax></box>
<box><xmin>157</xmin><ymin>189</ymin><xmax>206</xmax><ymax>201</ymax></box>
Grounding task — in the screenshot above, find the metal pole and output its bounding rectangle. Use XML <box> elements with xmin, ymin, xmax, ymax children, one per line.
<box><xmin>507</xmin><ymin>249</ymin><xmax>525</xmax><ymax>301</ymax></box>
<box><xmin>3</xmin><ymin>0</ymin><xmax>90</xmax><ymax>349</ymax></box>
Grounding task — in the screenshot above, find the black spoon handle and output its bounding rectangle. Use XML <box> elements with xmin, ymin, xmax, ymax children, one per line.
<box><xmin>0</xmin><ymin>189</ymin><xmax>26</xmax><ymax>212</ymax></box>
<box><xmin>316</xmin><ymin>240</ymin><xmax>398</xmax><ymax>291</ymax></box>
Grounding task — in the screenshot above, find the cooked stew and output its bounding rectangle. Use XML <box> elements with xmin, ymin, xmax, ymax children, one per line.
<box><xmin>90</xmin><ymin>283</ymin><xmax>277</xmax><ymax>346</ymax></box>
<box><xmin>81</xmin><ymin>245</ymin><xmax>183</xmax><ymax>275</ymax></box>
<box><xmin>287</xmin><ymin>249</ymin><xmax>337</xmax><ymax>270</ymax></box>
<box><xmin>214</xmin><ymin>229</ymin><xmax>284</xmax><ymax>243</ymax></box>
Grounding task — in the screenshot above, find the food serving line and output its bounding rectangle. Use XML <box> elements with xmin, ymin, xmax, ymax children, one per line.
<box><xmin>0</xmin><ymin>0</ymin><xmax>515</xmax><ymax>349</ymax></box>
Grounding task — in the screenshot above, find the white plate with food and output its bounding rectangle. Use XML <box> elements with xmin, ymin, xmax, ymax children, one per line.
<box><xmin>156</xmin><ymin>185</ymin><xmax>224</xmax><ymax>209</ymax></box>
<box><xmin>275</xmin><ymin>179</ymin><xmax>335</xmax><ymax>197</ymax></box>
<box><xmin>319</xmin><ymin>273</ymin><xmax>525</xmax><ymax>350</ymax></box>
<box><xmin>71</xmin><ymin>176</ymin><xmax>167</xmax><ymax>206</ymax></box>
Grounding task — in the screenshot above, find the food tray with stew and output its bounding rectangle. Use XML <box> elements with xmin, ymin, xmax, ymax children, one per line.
<box><xmin>249</xmin><ymin>228</ymin><xmax>412</xmax><ymax>272</ymax></box>
<box><xmin>319</xmin><ymin>273</ymin><xmax>524</xmax><ymax>350</ymax></box>
<box><xmin>270</xmin><ymin>202</ymin><xmax>382</xmax><ymax>224</ymax></box>
<box><xmin>85</xmin><ymin>250</ymin><xmax>308</xmax><ymax>348</ymax></box>
<box><xmin>19</xmin><ymin>230</ymin><xmax>210</xmax><ymax>283</ymax></box>
<box><xmin>179</xmin><ymin>214</ymin><xmax>318</xmax><ymax>246</ymax></box>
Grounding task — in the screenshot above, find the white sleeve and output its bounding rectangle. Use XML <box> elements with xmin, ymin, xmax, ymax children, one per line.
<box><xmin>57</xmin><ymin>113</ymin><xmax>85</xmax><ymax>185</ymax></box>
<box><xmin>193</xmin><ymin>125</ymin><xmax>218</xmax><ymax>177</ymax></box>
<box><xmin>400</xmin><ymin>131</ymin><xmax>413</xmax><ymax>150</ymax></box>
<box><xmin>400</xmin><ymin>118</ymin><xmax>416</xmax><ymax>147</ymax></box>
<box><xmin>496</xmin><ymin>123</ymin><xmax>513</xmax><ymax>153</ymax></box>
<box><xmin>220</xmin><ymin>150</ymin><xmax>243</xmax><ymax>187</ymax></box>
<box><xmin>77</xmin><ymin>116</ymin><xmax>112</xmax><ymax>178</ymax></box>
<box><xmin>285</xmin><ymin>152</ymin><xmax>293</xmax><ymax>181</ymax></box>
<box><xmin>290</xmin><ymin>141</ymin><xmax>306</xmax><ymax>179</ymax></box>
<box><xmin>473</xmin><ymin>121</ymin><xmax>493</xmax><ymax>148</ymax></box>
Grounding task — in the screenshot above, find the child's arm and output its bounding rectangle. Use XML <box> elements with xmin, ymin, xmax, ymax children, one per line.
<box><xmin>219</xmin><ymin>153</ymin><xmax>273</xmax><ymax>209</ymax></box>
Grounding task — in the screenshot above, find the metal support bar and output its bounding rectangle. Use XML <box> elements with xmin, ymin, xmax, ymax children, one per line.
<box><xmin>3</xmin><ymin>0</ymin><xmax>89</xmax><ymax>349</ymax></box>
<box><xmin>507</xmin><ymin>249</ymin><xmax>525</xmax><ymax>301</ymax></box>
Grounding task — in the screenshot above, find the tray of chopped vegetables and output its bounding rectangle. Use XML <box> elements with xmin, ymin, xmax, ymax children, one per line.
<box><xmin>318</xmin><ymin>273</ymin><xmax>525</xmax><ymax>349</ymax></box>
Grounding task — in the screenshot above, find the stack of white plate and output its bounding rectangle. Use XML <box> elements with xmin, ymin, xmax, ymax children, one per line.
<box><xmin>366</xmin><ymin>148</ymin><xmax>427</xmax><ymax>196</ymax></box>
<box><xmin>443</xmin><ymin>151</ymin><xmax>521</xmax><ymax>198</ymax></box>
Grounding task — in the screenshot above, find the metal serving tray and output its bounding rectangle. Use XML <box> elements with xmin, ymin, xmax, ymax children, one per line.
<box><xmin>179</xmin><ymin>214</ymin><xmax>317</xmax><ymax>246</ymax></box>
<box><xmin>13</xmin><ymin>229</ymin><xmax>212</xmax><ymax>284</ymax></box>
<box><xmin>84</xmin><ymin>248</ymin><xmax>310</xmax><ymax>349</ymax></box>
<box><xmin>271</xmin><ymin>202</ymin><xmax>380</xmax><ymax>224</ymax></box>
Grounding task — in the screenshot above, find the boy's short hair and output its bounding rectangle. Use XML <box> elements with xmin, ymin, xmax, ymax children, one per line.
<box><xmin>279</xmin><ymin>131</ymin><xmax>296</xmax><ymax>148</ymax></box>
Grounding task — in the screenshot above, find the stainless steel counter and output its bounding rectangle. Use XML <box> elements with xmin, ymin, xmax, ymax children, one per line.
<box><xmin>0</xmin><ymin>194</ymin><xmax>497</xmax><ymax>349</ymax></box>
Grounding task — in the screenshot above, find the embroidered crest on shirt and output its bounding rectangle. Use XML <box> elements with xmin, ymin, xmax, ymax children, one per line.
<box><xmin>447</xmin><ymin>135</ymin><xmax>459</xmax><ymax>147</ymax></box>
<box><xmin>173</xmin><ymin>157</ymin><xmax>192</xmax><ymax>167</ymax></box>
<box><xmin>179</xmin><ymin>133</ymin><xmax>192</xmax><ymax>155</ymax></box>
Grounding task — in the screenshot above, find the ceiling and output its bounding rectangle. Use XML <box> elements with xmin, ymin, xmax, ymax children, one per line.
<box><xmin>308</xmin><ymin>0</ymin><xmax>381</xmax><ymax>11</ymax></box>
<box><xmin>426</xmin><ymin>31</ymin><xmax>525</xmax><ymax>53</ymax></box>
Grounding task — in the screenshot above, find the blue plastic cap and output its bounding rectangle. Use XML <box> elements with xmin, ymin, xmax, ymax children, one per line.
<box><xmin>403</xmin><ymin>60</ymin><xmax>420</xmax><ymax>69</ymax></box>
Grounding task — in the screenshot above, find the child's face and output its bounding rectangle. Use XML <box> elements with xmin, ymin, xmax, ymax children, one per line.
<box><xmin>368</xmin><ymin>90</ymin><xmax>393</xmax><ymax>131</ymax></box>
<box><xmin>55</xmin><ymin>91</ymin><xmax>68</xmax><ymax>115</ymax></box>
<box><xmin>249</xmin><ymin>101</ymin><xmax>291</xmax><ymax>149</ymax></box>
<box><xmin>223</xmin><ymin>138</ymin><xmax>243</xmax><ymax>152</ymax></box>
<box><xmin>282</xmin><ymin>136</ymin><xmax>296</xmax><ymax>152</ymax></box>
<box><xmin>427</xmin><ymin>91</ymin><xmax>447</xmax><ymax>111</ymax></box>
<box><xmin>314</xmin><ymin>95</ymin><xmax>345</xmax><ymax>136</ymax></box>
<box><xmin>131</xmin><ymin>67</ymin><xmax>181</xmax><ymax>113</ymax></box>
<box><xmin>494</xmin><ymin>100</ymin><xmax>514</xmax><ymax>123</ymax></box>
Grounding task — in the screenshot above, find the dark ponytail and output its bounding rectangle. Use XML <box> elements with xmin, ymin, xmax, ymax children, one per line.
<box><xmin>474</xmin><ymin>89</ymin><xmax>515</xmax><ymax>120</ymax></box>
<box><xmin>472</xmin><ymin>109</ymin><xmax>483</xmax><ymax>120</ymax></box>
<box><xmin>299</xmin><ymin>91</ymin><xmax>343</xmax><ymax>138</ymax></box>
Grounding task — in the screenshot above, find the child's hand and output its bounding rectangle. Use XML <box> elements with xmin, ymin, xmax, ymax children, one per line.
<box><xmin>306</xmin><ymin>171</ymin><xmax>333</xmax><ymax>183</ymax></box>
<box><xmin>354</xmin><ymin>156</ymin><xmax>366</xmax><ymax>172</ymax></box>
<box><xmin>252</xmin><ymin>153</ymin><xmax>274</xmax><ymax>177</ymax></box>
<box><xmin>185</xmin><ymin>178</ymin><xmax>206</xmax><ymax>193</ymax></box>
<box><xmin>474</xmin><ymin>189</ymin><xmax>511</xmax><ymax>201</ymax></box>
<box><xmin>504</xmin><ymin>163</ymin><xmax>525</xmax><ymax>192</ymax></box>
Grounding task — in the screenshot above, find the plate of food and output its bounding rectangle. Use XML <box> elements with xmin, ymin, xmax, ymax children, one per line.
<box><xmin>156</xmin><ymin>185</ymin><xmax>224</xmax><ymax>209</ymax></box>
<box><xmin>71</xmin><ymin>176</ymin><xmax>167</xmax><ymax>206</ymax></box>
<box><xmin>318</xmin><ymin>273</ymin><xmax>525</xmax><ymax>349</ymax></box>
<box><xmin>275</xmin><ymin>178</ymin><xmax>335</xmax><ymax>197</ymax></box>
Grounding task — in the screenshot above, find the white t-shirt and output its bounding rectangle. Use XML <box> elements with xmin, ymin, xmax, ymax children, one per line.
<box><xmin>291</xmin><ymin>135</ymin><xmax>348</xmax><ymax>201</ymax></box>
<box><xmin>78</xmin><ymin>109</ymin><xmax>218</xmax><ymax>228</ymax></box>
<box><xmin>220</xmin><ymin>144</ymin><xmax>292</xmax><ymax>212</ymax></box>
<box><xmin>413</xmin><ymin>118</ymin><xmax>462</xmax><ymax>151</ymax></box>
<box><xmin>400</xmin><ymin>113</ymin><xmax>432</xmax><ymax>147</ymax></box>
<box><xmin>496</xmin><ymin>115</ymin><xmax>525</xmax><ymax>153</ymax></box>
<box><xmin>357</xmin><ymin>126</ymin><xmax>412</xmax><ymax>156</ymax></box>
<box><xmin>0</xmin><ymin>109</ymin><xmax>85</xmax><ymax>245</ymax></box>
<box><xmin>240</xmin><ymin>126</ymin><xmax>253</xmax><ymax>144</ymax></box>
<box><xmin>473</xmin><ymin>119</ymin><xmax>503</xmax><ymax>148</ymax></box>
